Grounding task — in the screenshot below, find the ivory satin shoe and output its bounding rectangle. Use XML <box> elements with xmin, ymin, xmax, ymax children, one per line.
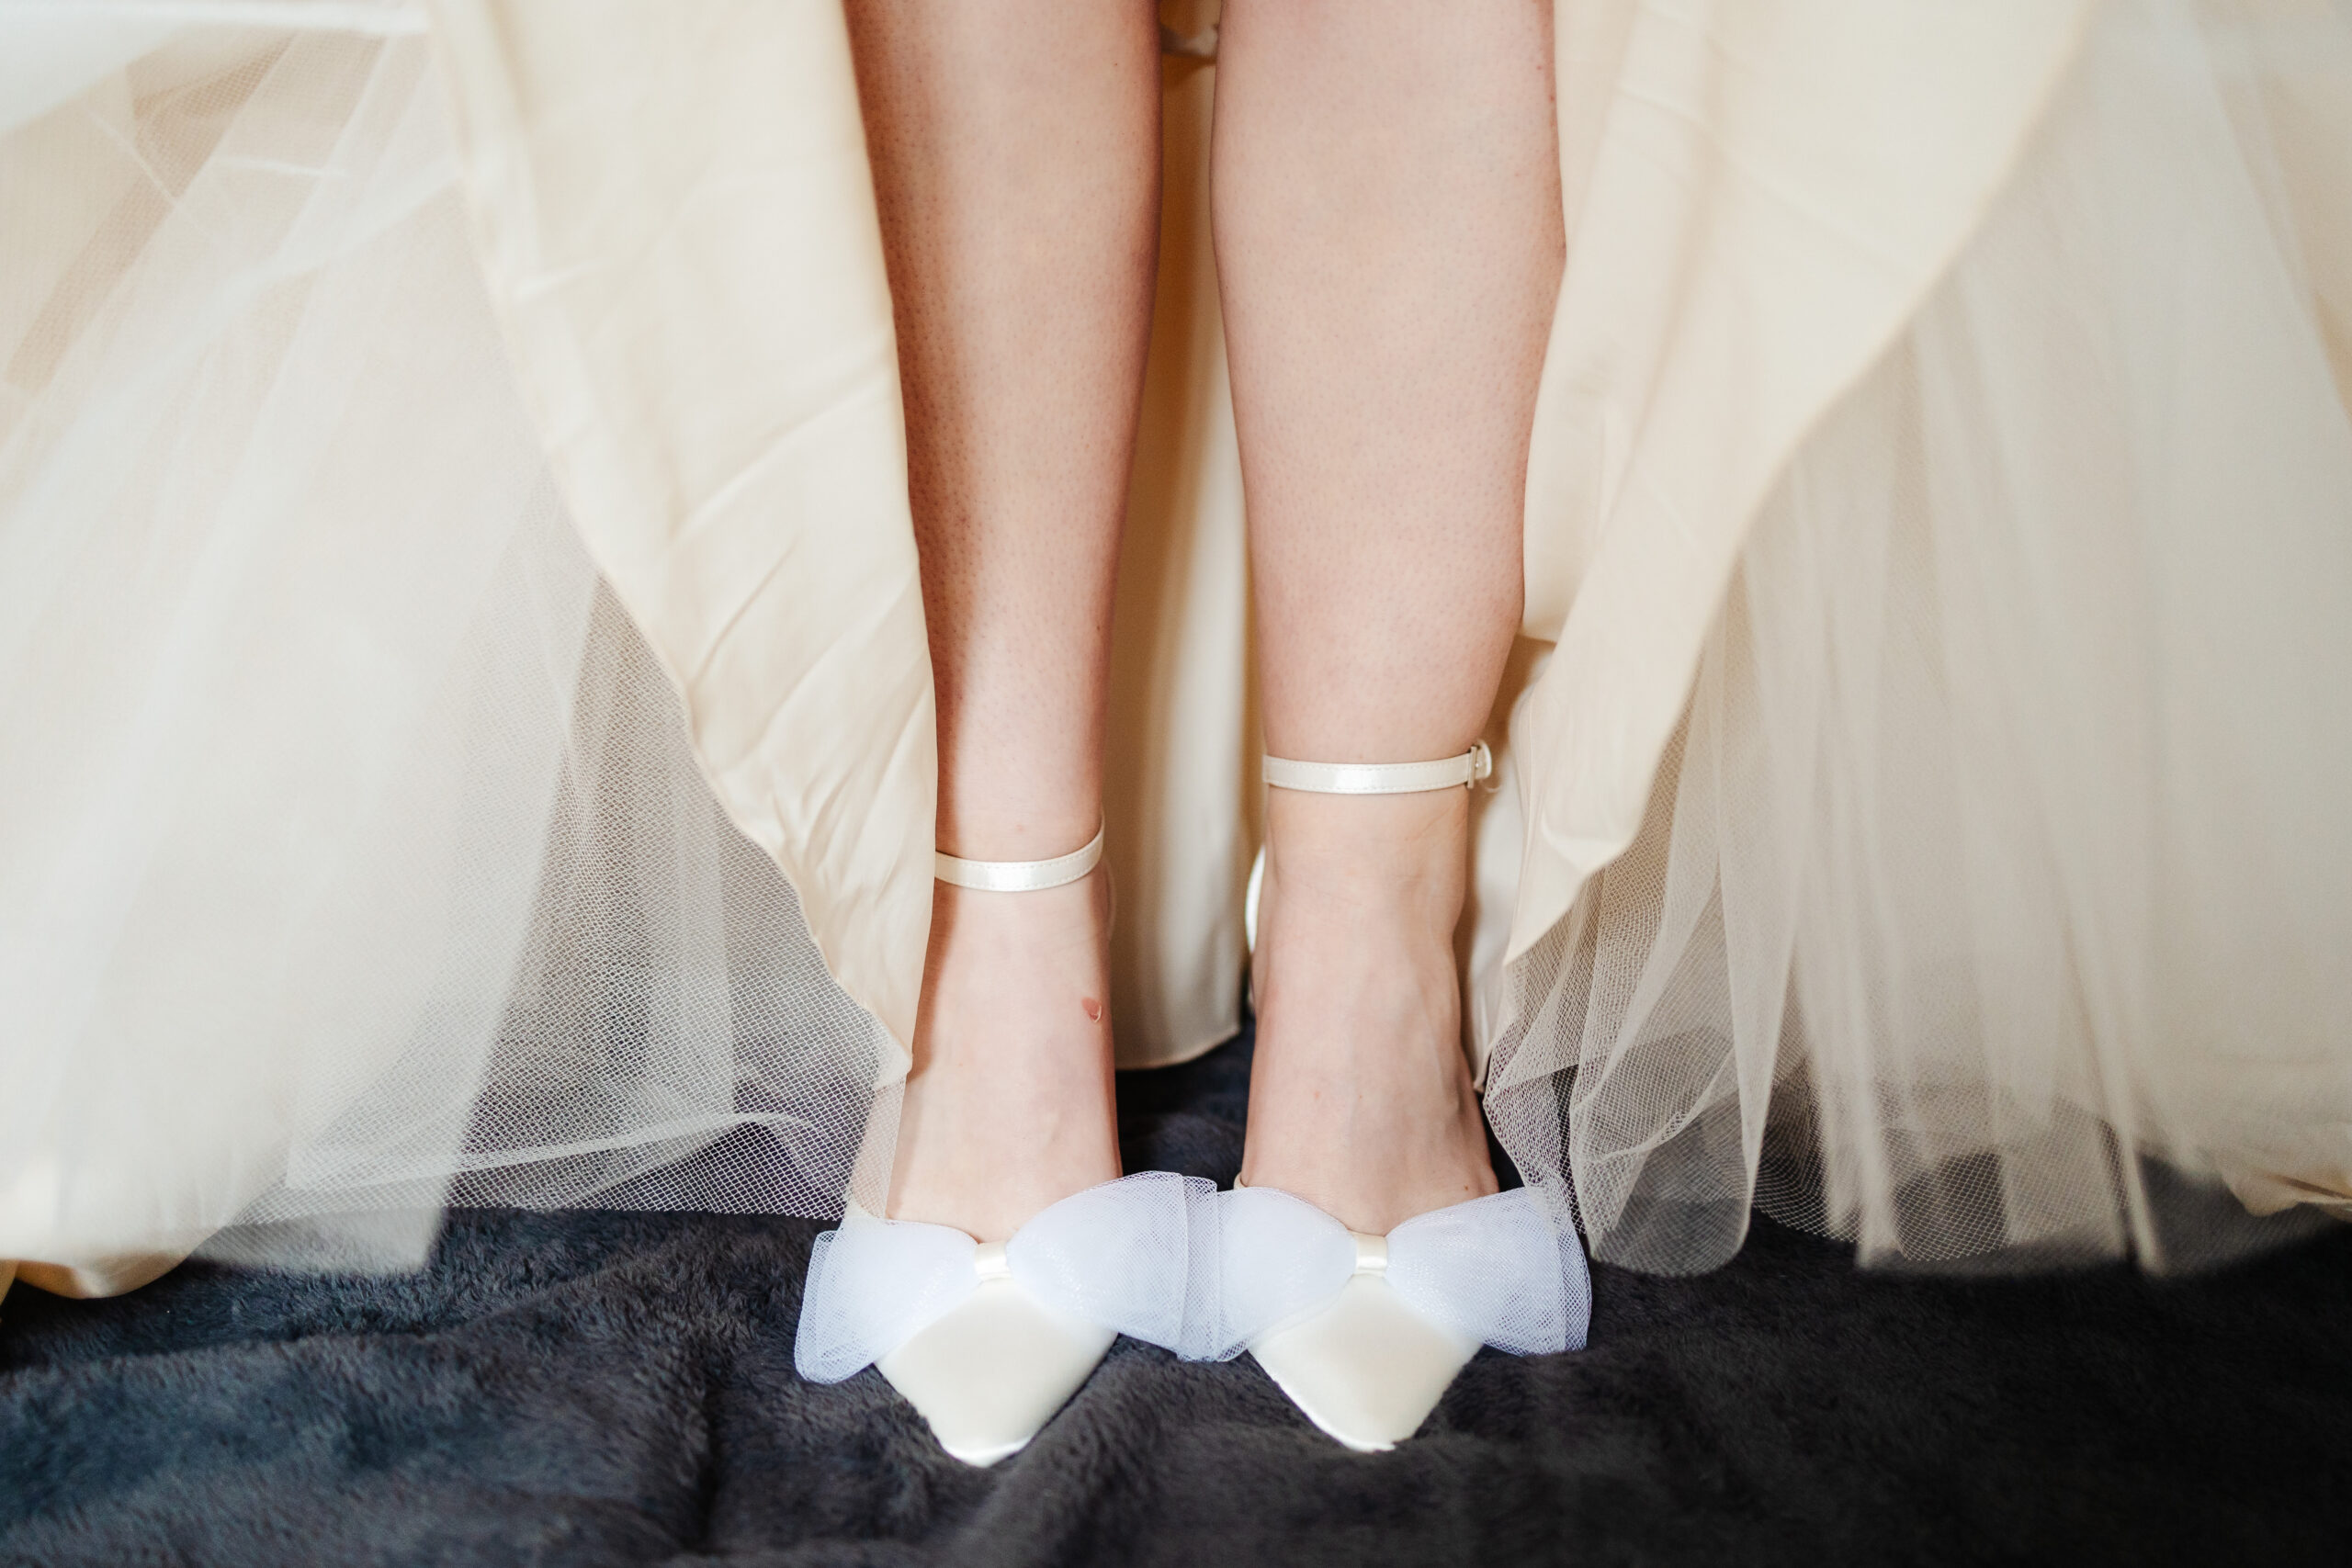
<box><xmin>873</xmin><ymin>1249</ymin><xmax>1115</xmax><ymax>1466</ymax></box>
<box><xmin>1207</xmin><ymin>1183</ymin><xmax>1590</xmax><ymax>1452</ymax></box>
<box><xmin>1224</xmin><ymin>743</ymin><xmax>1589</xmax><ymax>1450</ymax></box>
<box><xmin>791</xmin><ymin>826</ymin><xmax>1204</xmax><ymax>1465</ymax></box>
<box><xmin>796</xmin><ymin>1171</ymin><xmax>1215</xmax><ymax>1466</ymax></box>
<box><xmin>1246</xmin><ymin>1231</ymin><xmax>1479</xmax><ymax>1452</ymax></box>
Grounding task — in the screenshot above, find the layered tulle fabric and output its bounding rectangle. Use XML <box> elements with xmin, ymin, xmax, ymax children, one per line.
<box><xmin>3</xmin><ymin>0</ymin><xmax>2348</xmax><ymax>1301</ymax></box>
<box><xmin>1482</xmin><ymin>0</ymin><xmax>2352</xmax><ymax>1275</ymax></box>
<box><xmin>796</xmin><ymin>1178</ymin><xmax>1590</xmax><ymax>1379</ymax></box>
<box><xmin>0</xmin><ymin>14</ymin><xmax>887</xmax><ymax>1291</ymax></box>
<box><xmin>1204</xmin><ymin>1188</ymin><xmax>1591</xmax><ymax>1361</ymax></box>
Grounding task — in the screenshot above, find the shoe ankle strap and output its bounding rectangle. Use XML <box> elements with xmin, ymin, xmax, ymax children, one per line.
<box><xmin>1261</xmin><ymin>741</ymin><xmax>1491</xmax><ymax>795</ymax></box>
<box><xmin>934</xmin><ymin>823</ymin><xmax>1106</xmax><ymax>892</ymax></box>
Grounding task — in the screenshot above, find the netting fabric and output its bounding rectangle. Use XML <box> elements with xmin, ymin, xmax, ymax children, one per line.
<box><xmin>1483</xmin><ymin>0</ymin><xmax>2352</xmax><ymax>1276</ymax></box>
<box><xmin>0</xmin><ymin>19</ymin><xmax>887</xmax><ymax>1284</ymax></box>
<box><xmin>1201</xmin><ymin>1187</ymin><xmax>1591</xmax><ymax>1360</ymax></box>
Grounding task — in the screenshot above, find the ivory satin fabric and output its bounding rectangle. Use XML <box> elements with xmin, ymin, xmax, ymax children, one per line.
<box><xmin>4</xmin><ymin>0</ymin><xmax>2349</xmax><ymax>1298</ymax></box>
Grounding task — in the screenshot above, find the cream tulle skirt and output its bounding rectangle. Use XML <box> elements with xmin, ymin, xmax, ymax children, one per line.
<box><xmin>4</xmin><ymin>0</ymin><xmax>2348</xmax><ymax>1302</ymax></box>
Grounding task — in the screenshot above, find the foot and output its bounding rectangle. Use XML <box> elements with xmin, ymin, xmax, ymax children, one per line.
<box><xmin>1241</xmin><ymin>786</ymin><xmax>1498</xmax><ymax>1235</ymax></box>
<box><xmin>888</xmin><ymin>870</ymin><xmax>1123</xmax><ymax>1241</ymax></box>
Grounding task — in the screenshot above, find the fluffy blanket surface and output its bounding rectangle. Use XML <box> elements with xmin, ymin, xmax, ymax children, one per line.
<box><xmin>6</xmin><ymin>1032</ymin><xmax>2347</xmax><ymax>1566</ymax></box>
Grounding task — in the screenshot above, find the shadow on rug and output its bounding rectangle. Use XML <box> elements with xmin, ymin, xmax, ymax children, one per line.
<box><xmin>5</xmin><ymin>1025</ymin><xmax>2349</xmax><ymax>1566</ymax></box>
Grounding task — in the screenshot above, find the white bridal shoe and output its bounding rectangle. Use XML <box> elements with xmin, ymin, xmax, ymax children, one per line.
<box><xmin>797</xmin><ymin>1168</ymin><xmax>1215</xmax><ymax>1464</ymax></box>
<box><xmin>1231</xmin><ymin>745</ymin><xmax>1592</xmax><ymax>1451</ymax></box>
<box><xmin>1207</xmin><ymin>1183</ymin><xmax>1589</xmax><ymax>1452</ymax></box>
<box><xmin>796</xmin><ymin>829</ymin><xmax>1207</xmax><ymax>1466</ymax></box>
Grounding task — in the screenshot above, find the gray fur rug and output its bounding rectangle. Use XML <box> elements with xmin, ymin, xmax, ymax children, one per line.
<box><xmin>6</xmin><ymin>1029</ymin><xmax>2349</xmax><ymax>1566</ymax></box>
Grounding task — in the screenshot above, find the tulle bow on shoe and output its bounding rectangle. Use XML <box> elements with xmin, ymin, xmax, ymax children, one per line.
<box><xmin>795</xmin><ymin>1170</ymin><xmax>1218</xmax><ymax>1382</ymax></box>
<box><xmin>1199</xmin><ymin>1185</ymin><xmax>1591</xmax><ymax>1360</ymax></box>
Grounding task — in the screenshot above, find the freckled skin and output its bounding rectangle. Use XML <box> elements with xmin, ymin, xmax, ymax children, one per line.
<box><xmin>860</xmin><ymin>0</ymin><xmax>1561</xmax><ymax>1240</ymax></box>
<box><xmin>1219</xmin><ymin>0</ymin><xmax>1558</xmax><ymax>1234</ymax></box>
<box><xmin>849</xmin><ymin>0</ymin><xmax>1156</xmax><ymax>1242</ymax></box>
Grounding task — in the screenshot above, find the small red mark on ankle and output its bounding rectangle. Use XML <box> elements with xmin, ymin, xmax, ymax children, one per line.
<box><xmin>1081</xmin><ymin>997</ymin><xmax>1103</xmax><ymax>1023</ymax></box>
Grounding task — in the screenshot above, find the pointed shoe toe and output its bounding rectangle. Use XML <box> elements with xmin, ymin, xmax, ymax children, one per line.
<box><xmin>806</xmin><ymin>1174</ymin><xmax>1216</xmax><ymax>1466</ymax></box>
<box><xmin>876</xmin><ymin>1269</ymin><xmax>1118</xmax><ymax>1466</ymax></box>
<box><xmin>1216</xmin><ymin>1180</ymin><xmax>1588</xmax><ymax>1453</ymax></box>
<box><xmin>1248</xmin><ymin>1272</ymin><xmax>1479</xmax><ymax>1453</ymax></box>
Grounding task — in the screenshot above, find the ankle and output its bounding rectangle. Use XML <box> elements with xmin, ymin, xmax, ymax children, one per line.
<box><xmin>934</xmin><ymin>752</ymin><xmax>1105</xmax><ymax>865</ymax></box>
<box><xmin>914</xmin><ymin>874</ymin><xmax>1112</xmax><ymax>1070</ymax></box>
<box><xmin>1243</xmin><ymin>773</ymin><xmax>1498</xmax><ymax>1232</ymax></box>
<box><xmin>1261</xmin><ymin>786</ymin><xmax>1468</xmax><ymax>936</ymax></box>
<box><xmin>1250</xmin><ymin>785</ymin><xmax>1474</xmax><ymax>1079</ymax></box>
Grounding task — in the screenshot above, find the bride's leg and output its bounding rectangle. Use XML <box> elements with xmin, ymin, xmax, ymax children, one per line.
<box><xmin>845</xmin><ymin>1</ymin><xmax>1160</xmax><ymax>1240</ymax></box>
<box><xmin>1214</xmin><ymin>1</ymin><xmax>1562</xmax><ymax>1233</ymax></box>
